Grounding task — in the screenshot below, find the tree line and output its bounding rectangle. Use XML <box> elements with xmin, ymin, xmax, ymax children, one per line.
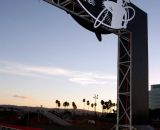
<box><xmin>55</xmin><ymin>100</ymin><xmax>77</xmax><ymax>110</ymax></box>
<box><xmin>55</xmin><ymin>98</ymin><xmax>116</xmax><ymax>113</ymax></box>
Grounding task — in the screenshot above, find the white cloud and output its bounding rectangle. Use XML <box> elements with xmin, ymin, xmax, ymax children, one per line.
<box><xmin>27</xmin><ymin>67</ymin><xmax>72</xmax><ymax>76</ymax></box>
<box><xmin>69</xmin><ymin>77</ymin><xmax>108</xmax><ymax>85</ymax></box>
<box><xmin>13</xmin><ymin>95</ymin><xmax>29</xmax><ymax>99</ymax></box>
<box><xmin>0</xmin><ymin>61</ymin><xmax>116</xmax><ymax>85</ymax></box>
<box><xmin>69</xmin><ymin>72</ymin><xmax>115</xmax><ymax>85</ymax></box>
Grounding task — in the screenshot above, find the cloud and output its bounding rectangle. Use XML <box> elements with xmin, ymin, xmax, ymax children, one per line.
<box><xmin>13</xmin><ymin>95</ymin><xmax>28</xmax><ymax>99</ymax></box>
<box><xmin>69</xmin><ymin>77</ymin><xmax>108</xmax><ymax>85</ymax></box>
<box><xmin>0</xmin><ymin>61</ymin><xmax>116</xmax><ymax>85</ymax></box>
<box><xmin>69</xmin><ymin>72</ymin><xmax>116</xmax><ymax>85</ymax></box>
<box><xmin>27</xmin><ymin>66</ymin><xmax>73</xmax><ymax>76</ymax></box>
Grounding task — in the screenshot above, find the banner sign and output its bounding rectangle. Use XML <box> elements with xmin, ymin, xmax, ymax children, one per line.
<box><xmin>77</xmin><ymin>0</ymin><xmax>135</xmax><ymax>29</ymax></box>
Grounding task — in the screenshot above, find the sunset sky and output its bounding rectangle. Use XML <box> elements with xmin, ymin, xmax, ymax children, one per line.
<box><xmin>0</xmin><ymin>0</ymin><xmax>160</xmax><ymax>111</ymax></box>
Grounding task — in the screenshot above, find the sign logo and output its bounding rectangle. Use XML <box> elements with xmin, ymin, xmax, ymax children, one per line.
<box><xmin>77</xmin><ymin>0</ymin><xmax>135</xmax><ymax>29</ymax></box>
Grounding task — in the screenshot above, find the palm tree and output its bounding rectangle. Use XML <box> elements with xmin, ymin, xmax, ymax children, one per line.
<box><xmin>111</xmin><ymin>103</ymin><xmax>116</xmax><ymax>112</ymax></box>
<box><xmin>72</xmin><ymin>102</ymin><xmax>77</xmax><ymax>110</ymax></box>
<box><xmin>113</xmin><ymin>109</ymin><xmax>116</xmax><ymax>113</ymax></box>
<box><xmin>108</xmin><ymin>100</ymin><xmax>112</xmax><ymax>113</ymax></box>
<box><xmin>57</xmin><ymin>101</ymin><xmax>61</xmax><ymax>110</ymax></box>
<box><xmin>105</xmin><ymin>101</ymin><xmax>109</xmax><ymax>113</ymax></box>
<box><xmin>55</xmin><ymin>100</ymin><xmax>59</xmax><ymax>108</ymax></box>
<box><xmin>72</xmin><ymin>102</ymin><xmax>75</xmax><ymax>109</ymax></box>
<box><xmin>72</xmin><ymin>102</ymin><xmax>77</xmax><ymax>115</ymax></box>
<box><xmin>63</xmin><ymin>102</ymin><xmax>66</xmax><ymax>109</ymax></box>
<box><xmin>63</xmin><ymin>101</ymin><xmax>68</xmax><ymax>109</ymax></box>
<box><xmin>103</xmin><ymin>105</ymin><xmax>107</xmax><ymax>113</ymax></box>
<box><xmin>66</xmin><ymin>102</ymin><xmax>70</xmax><ymax>109</ymax></box>
<box><xmin>101</xmin><ymin>100</ymin><xmax>116</xmax><ymax>114</ymax></box>
<box><xmin>87</xmin><ymin>100</ymin><xmax>90</xmax><ymax>111</ymax></box>
<box><xmin>91</xmin><ymin>103</ymin><xmax>94</xmax><ymax>111</ymax></box>
<box><xmin>101</xmin><ymin>100</ymin><xmax>105</xmax><ymax>114</ymax></box>
<box><xmin>83</xmin><ymin>99</ymin><xmax>86</xmax><ymax>110</ymax></box>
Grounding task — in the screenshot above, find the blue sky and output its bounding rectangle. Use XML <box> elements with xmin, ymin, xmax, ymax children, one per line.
<box><xmin>0</xmin><ymin>0</ymin><xmax>160</xmax><ymax>110</ymax></box>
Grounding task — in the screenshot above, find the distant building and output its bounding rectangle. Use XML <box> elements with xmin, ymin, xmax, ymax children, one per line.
<box><xmin>149</xmin><ymin>84</ymin><xmax>160</xmax><ymax>110</ymax></box>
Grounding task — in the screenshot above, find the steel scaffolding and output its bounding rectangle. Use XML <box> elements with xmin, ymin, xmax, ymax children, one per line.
<box><xmin>116</xmin><ymin>32</ymin><xmax>133</xmax><ymax>130</ymax></box>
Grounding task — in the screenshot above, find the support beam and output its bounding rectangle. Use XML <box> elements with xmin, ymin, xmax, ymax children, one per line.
<box><xmin>128</xmin><ymin>4</ymin><xmax>149</xmax><ymax>125</ymax></box>
<box><xmin>117</xmin><ymin>32</ymin><xmax>132</xmax><ymax>130</ymax></box>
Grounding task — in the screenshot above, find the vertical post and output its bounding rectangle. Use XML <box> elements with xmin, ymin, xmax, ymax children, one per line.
<box><xmin>117</xmin><ymin>32</ymin><xmax>132</xmax><ymax>130</ymax></box>
<box><xmin>93</xmin><ymin>94</ymin><xmax>98</xmax><ymax>117</ymax></box>
<box><xmin>116</xmin><ymin>5</ymin><xmax>148</xmax><ymax>129</ymax></box>
<box><xmin>128</xmin><ymin>5</ymin><xmax>149</xmax><ymax>125</ymax></box>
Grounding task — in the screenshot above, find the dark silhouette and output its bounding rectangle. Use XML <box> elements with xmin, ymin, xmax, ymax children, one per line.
<box><xmin>63</xmin><ymin>101</ymin><xmax>69</xmax><ymax>109</ymax></box>
<box><xmin>101</xmin><ymin>100</ymin><xmax>105</xmax><ymax>114</ymax></box>
<box><xmin>55</xmin><ymin>100</ymin><xmax>59</xmax><ymax>108</ymax></box>
<box><xmin>83</xmin><ymin>99</ymin><xmax>86</xmax><ymax>110</ymax></box>
<box><xmin>58</xmin><ymin>101</ymin><xmax>61</xmax><ymax>109</ymax></box>
<box><xmin>91</xmin><ymin>103</ymin><xmax>94</xmax><ymax>111</ymax></box>
<box><xmin>55</xmin><ymin>100</ymin><xmax>61</xmax><ymax>111</ymax></box>
<box><xmin>72</xmin><ymin>102</ymin><xmax>77</xmax><ymax>110</ymax></box>
<box><xmin>100</xmin><ymin>100</ymin><xmax>116</xmax><ymax>114</ymax></box>
<box><xmin>87</xmin><ymin>100</ymin><xmax>90</xmax><ymax>111</ymax></box>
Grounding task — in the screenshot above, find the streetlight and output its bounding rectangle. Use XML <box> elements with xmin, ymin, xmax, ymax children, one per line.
<box><xmin>93</xmin><ymin>94</ymin><xmax>98</xmax><ymax>117</ymax></box>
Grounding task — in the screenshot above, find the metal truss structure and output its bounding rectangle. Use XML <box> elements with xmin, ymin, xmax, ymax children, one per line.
<box><xmin>117</xmin><ymin>32</ymin><xmax>133</xmax><ymax>130</ymax></box>
<box><xmin>42</xmin><ymin>0</ymin><xmax>133</xmax><ymax>129</ymax></box>
<box><xmin>42</xmin><ymin>0</ymin><xmax>127</xmax><ymax>34</ymax></box>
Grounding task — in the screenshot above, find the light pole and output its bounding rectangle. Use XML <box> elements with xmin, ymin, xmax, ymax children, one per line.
<box><xmin>93</xmin><ymin>94</ymin><xmax>98</xmax><ymax>117</ymax></box>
